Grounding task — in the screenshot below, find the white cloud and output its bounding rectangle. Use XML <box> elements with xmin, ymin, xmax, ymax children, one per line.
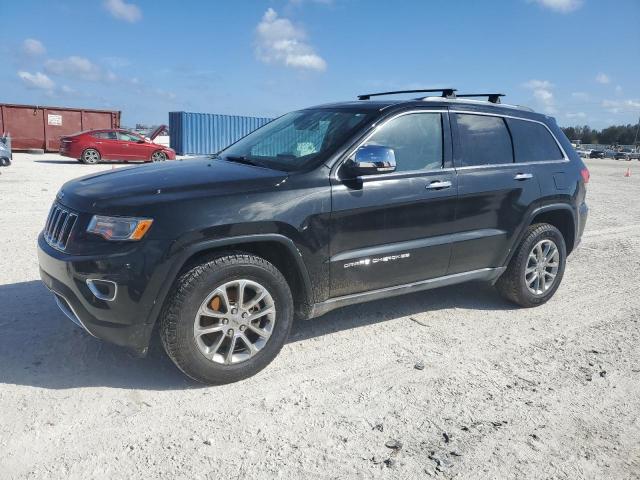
<box><xmin>523</xmin><ymin>79</ymin><xmax>553</xmax><ymax>90</ymax></box>
<box><xmin>255</xmin><ymin>8</ymin><xmax>327</xmax><ymax>72</ymax></box>
<box><xmin>565</xmin><ymin>112</ymin><xmax>586</xmax><ymax>119</ymax></box>
<box><xmin>103</xmin><ymin>0</ymin><xmax>142</xmax><ymax>23</ymax></box>
<box><xmin>17</xmin><ymin>71</ymin><xmax>55</xmax><ymax>90</ymax></box>
<box><xmin>602</xmin><ymin>99</ymin><xmax>640</xmax><ymax>114</ymax></box>
<box><xmin>22</xmin><ymin>38</ymin><xmax>46</xmax><ymax>56</ymax></box>
<box><xmin>523</xmin><ymin>79</ymin><xmax>556</xmax><ymax>113</ymax></box>
<box><xmin>530</xmin><ymin>0</ymin><xmax>583</xmax><ymax>13</ymax></box>
<box><xmin>595</xmin><ymin>72</ymin><xmax>610</xmax><ymax>84</ymax></box>
<box><xmin>571</xmin><ymin>91</ymin><xmax>589</xmax><ymax>100</ymax></box>
<box><xmin>44</xmin><ymin>56</ymin><xmax>117</xmax><ymax>83</ymax></box>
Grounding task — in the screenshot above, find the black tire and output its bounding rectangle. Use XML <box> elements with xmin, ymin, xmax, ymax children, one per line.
<box><xmin>0</xmin><ymin>157</ymin><xmax>10</xmax><ymax>167</ymax></box>
<box><xmin>81</xmin><ymin>148</ymin><xmax>101</xmax><ymax>164</ymax></box>
<box><xmin>160</xmin><ymin>253</ymin><xmax>294</xmax><ymax>385</ymax></box>
<box><xmin>495</xmin><ymin>223</ymin><xmax>566</xmax><ymax>308</ymax></box>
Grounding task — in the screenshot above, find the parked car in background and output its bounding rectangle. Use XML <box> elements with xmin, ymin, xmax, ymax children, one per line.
<box><xmin>576</xmin><ymin>149</ymin><xmax>591</xmax><ymax>158</ymax></box>
<box><xmin>603</xmin><ymin>149</ymin><xmax>617</xmax><ymax>158</ymax></box>
<box><xmin>60</xmin><ymin>128</ymin><xmax>176</xmax><ymax>164</ymax></box>
<box><xmin>0</xmin><ymin>137</ymin><xmax>11</xmax><ymax>166</ymax></box>
<box><xmin>589</xmin><ymin>150</ymin><xmax>605</xmax><ymax>159</ymax></box>
<box><xmin>614</xmin><ymin>151</ymin><xmax>630</xmax><ymax>160</ymax></box>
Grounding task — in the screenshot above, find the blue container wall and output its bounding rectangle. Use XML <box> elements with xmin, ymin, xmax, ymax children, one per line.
<box><xmin>169</xmin><ymin>112</ymin><xmax>273</xmax><ymax>155</ymax></box>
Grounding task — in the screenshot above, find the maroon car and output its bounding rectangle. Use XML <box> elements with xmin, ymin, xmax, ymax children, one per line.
<box><xmin>60</xmin><ymin>126</ymin><xmax>176</xmax><ymax>164</ymax></box>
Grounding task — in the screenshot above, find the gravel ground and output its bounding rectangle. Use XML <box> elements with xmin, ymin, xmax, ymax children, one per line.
<box><xmin>1</xmin><ymin>153</ymin><xmax>639</xmax><ymax>479</ymax></box>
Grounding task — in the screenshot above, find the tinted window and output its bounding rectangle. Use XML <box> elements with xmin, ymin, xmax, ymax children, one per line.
<box><xmin>456</xmin><ymin>114</ymin><xmax>513</xmax><ymax>166</ymax></box>
<box><xmin>92</xmin><ymin>131</ymin><xmax>117</xmax><ymax>140</ymax></box>
<box><xmin>118</xmin><ymin>132</ymin><xmax>141</xmax><ymax>142</ymax></box>
<box><xmin>506</xmin><ymin>118</ymin><xmax>563</xmax><ymax>162</ymax></box>
<box><xmin>365</xmin><ymin>113</ymin><xmax>443</xmax><ymax>172</ymax></box>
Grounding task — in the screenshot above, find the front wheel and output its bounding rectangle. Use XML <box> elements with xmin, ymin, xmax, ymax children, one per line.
<box><xmin>496</xmin><ymin>223</ymin><xmax>566</xmax><ymax>307</ymax></box>
<box><xmin>160</xmin><ymin>254</ymin><xmax>293</xmax><ymax>384</ymax></box>
<box><xmin>151</xmin><ymin>151</ymin><xmax>167</xmax><ymax>162</ymax></box>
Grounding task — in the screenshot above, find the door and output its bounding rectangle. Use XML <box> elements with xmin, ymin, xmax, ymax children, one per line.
<box><xmin>116</xmin><ymin>131</ymin><xmax>150</xmax><ymax>160</ymax></box>
<box><xmin>447</xmin><ymin>111</ymin><xmax>541</xmax><ymax>274</ymax></box>
<box><xmin>329</xmin><ymin>110</ymin><xmax>457</xmax><ymax>298</ymax></box>
<box><xmin>91</xmin><ymin>130</ymin><xmax>119</xmax><ymax>159</ymax></box>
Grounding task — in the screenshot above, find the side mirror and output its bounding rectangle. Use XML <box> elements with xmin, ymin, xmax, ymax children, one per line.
<box><xmin>345</xmin><ymin>145</ymin><xmax>396</xmax><ymax>176</ymax></box>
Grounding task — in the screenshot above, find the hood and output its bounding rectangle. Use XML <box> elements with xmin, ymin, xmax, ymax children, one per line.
<box><xmin>58</xmin><ymin>157</ymin><xmax>288</xmax><ymax>213</ymax></box>
<box><xmin>148</xmin><ymin>124</ymin><xmax>168</xmax><ymax>140</ymax></box>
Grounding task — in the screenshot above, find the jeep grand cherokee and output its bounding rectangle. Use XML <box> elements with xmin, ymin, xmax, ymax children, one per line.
<box><xmin>38</xmin><ymin>89</ymin><xmax>589</xmax><ymax>384</ymax></box>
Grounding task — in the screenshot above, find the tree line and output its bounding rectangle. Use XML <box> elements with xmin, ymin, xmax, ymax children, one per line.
<box><xmin>561</xmin><ymin>123</ymin><xmax>640</xmax><ymax>146</ymax></box>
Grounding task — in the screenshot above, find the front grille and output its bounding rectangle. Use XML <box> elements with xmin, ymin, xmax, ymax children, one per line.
<box><xmin>44</xmin><ymin>203</ymin><xmax>78</xmax><ymax>251</ymax></box>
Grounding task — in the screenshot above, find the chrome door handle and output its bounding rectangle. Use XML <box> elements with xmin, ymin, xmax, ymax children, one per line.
<box><xmin>426</xmin><ymin>180</ymin><xmax>452</xmax><ymax>190</ymax></box>
<box><xmin>514</xmin><ymin>173</ymin><xmax>533</xmax><ymax>180</ymax></box>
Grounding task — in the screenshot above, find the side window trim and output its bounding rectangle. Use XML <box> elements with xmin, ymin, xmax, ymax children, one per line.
<box><xmin>332</xmin><ymin>109</ymin><xmax>451</xmax><ymax>180</ymax></box>
<box><xmin>450</xmin><ymin>109</ymin><xmax>569</xmax><ymax>168</ymax></box>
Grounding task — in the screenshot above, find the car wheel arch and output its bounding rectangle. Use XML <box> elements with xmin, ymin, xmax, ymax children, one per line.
<box><xmin>502</xmin><ymin>203</ymin><xmax>577</xmax><ymax>268</ymax></box>
<box><xmin>149</xmin><ymin>234</ymin><xmax>315</xmax><ymax>328</ymax></box>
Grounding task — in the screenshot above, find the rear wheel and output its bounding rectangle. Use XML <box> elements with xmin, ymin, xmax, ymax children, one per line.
<box><xmin>151</xmin><ymin>151</ymin><xmax>167</xmax><ymax>162</ymax></box>
<box><xmin>496</xmin><ymin>223</ymin><xmax>566</xmax><ymax>307</ymax></box>
<box><xmin>160</xmin><ymin>253</ymin><xmax>293</xmax><ymax>384</ymax></box>
<box><xmin>81</xmin><ymin>148</ymin><xmax>100</xmax><ymax>164</ymax></box>
<box><xmin>0</xmin><ymin>157</ymin><xmax>10</xmax><ymax>167</ymax></box>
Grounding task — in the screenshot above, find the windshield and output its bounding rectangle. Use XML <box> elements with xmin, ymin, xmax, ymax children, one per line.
<box><xmin>219</xmin><ymin>109</ymin><xmax>375</xmax><ymax>171</ymax></box>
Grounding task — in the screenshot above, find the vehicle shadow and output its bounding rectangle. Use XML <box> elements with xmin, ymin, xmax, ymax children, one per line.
<box><xmin>34</xmin><ymin>160</ymin><xmax>82</xmax><ymax>165</ymax></box>
<box><xmin>0</xmin><ymin>279</ymin><xmax>515</xmax><ymax>391</ymax></box>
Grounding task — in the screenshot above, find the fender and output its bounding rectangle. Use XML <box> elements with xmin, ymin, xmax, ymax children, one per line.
<box><xmin>143</xmin><ymin>233</ymin><xmax>314</xmax><ymax>326</ymax></box>
<box><xmin>500</xmin><ymin>202</ymin><xmax>577</xmax><ymax>270</ymax></box>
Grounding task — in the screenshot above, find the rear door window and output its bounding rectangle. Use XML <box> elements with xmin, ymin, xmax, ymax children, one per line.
<box><xmin>506</xmin><ymin>118</ymin><xmax>564</xmax><ymax>162</ymax></box>
<box><xmin>455</xmin><ymin>113</ymin><xmax>513</xmax><ymax>166</ymax></box>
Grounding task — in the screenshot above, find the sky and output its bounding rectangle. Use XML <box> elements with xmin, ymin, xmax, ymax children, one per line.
<box><xmin>1</xmin><ymin>0</ymin><xmax>639</xmax><ymax>129</ymax></box>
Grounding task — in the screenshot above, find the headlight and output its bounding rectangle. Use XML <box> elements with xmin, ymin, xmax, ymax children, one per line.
<box><xmin>87</xmin><ymin>215</ymin><xmax>153</xmax><ymax>241</ymax></box>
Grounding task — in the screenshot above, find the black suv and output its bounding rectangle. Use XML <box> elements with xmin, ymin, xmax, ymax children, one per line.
<box><xmin>38</xmin><ymin>89</ymin><xmax>589</xmax><ymax>384</ymax></box>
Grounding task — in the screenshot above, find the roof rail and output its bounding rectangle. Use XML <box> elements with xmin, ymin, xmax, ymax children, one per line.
<box><xmin>358</xmin><ymin>88</ymin><xmax>457</xmax><ymax>101</ymax></box>
<box><xmin>456</xmin><ymin>93</ymin><xmax>505</xmax><ymax>104</ymax></box>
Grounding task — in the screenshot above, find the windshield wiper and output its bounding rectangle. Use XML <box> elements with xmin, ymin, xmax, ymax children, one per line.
<box><xmin>222</xmin><ymin>155</ymin><xmax>266</xmax><ymax>168</ymax></box>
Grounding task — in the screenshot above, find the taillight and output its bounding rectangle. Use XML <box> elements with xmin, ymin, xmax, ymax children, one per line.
<box><xmin>580</xmin><ymin>168</ymin><xmax>590</xmax><ymax>184</ymax></box>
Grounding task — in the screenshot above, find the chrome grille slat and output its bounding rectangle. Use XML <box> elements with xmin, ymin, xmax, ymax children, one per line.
<box><xmin>43</xmin><ymin>203</ymin><xmax>78</xmax><ymax>251</ymax></box>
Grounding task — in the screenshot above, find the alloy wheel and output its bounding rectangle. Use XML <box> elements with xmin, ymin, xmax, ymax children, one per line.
<box><xmin>193</xmin><ymin>279</ymin><xmax>275</xmax><ymax>365</ymax></box>
<box><xmin>525</xmin><ymin>239</ymin><xmax>559</xmax><ymax>295</ymax></box>
<box><xmin>152</xmin><ymin>151</ymin><xmax>167</xmax><ymax>162</ymax></box>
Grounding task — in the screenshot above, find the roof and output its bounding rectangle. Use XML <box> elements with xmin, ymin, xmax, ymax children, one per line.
<box><xmin>307</xmin><ymin>97</ymin><xmax>546</xmax><ymax>121</ymax></box>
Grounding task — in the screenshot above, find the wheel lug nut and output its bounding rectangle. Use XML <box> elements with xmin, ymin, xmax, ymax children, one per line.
<box><xmin>231</xmin><ymin>308</ymin><xmax>238</xmax><ymax>315</ymax></box>
<box><xmin>241</xmin><ymin>312</ymin><xmax>248</xmax><ymax>319</ymax></box>
<box><xmin>222</xmin><ymin>318</ymin><xmax>228</xmax><ymax>324</ymax></box>
<box><xmin>239</xmin><ymin>325</ymin><xmax>246</xmax><ymax>331</ymax></box>
<box><xmin>227</xmin><ymin>328</ymin><xmax>234</xmax><ymax>336</ymax></box>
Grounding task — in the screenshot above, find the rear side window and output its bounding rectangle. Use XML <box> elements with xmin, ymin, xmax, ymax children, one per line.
<box><xmin>365</xmin><ymin>113</ymin><xmax>443</xmax><ymax>172</ymax></box>
<box><xmin>506</xmin><ymin>118</ymin><xmax>564</xmax><ymax>162</ymax></box>
<box><xmin>92</xmin><ymin>131</ymin><xmax>116</xmax><ymax>140</ymax></box>
<box><xmin>455</xmin><ymin>113</ymin><xmax>513</xmax><ymax>166</ymax></box>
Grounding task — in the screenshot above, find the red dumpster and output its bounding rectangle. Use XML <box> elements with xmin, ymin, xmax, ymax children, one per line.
<box><xmin>0</xmin><ymin>103</ymin><xmax>121</xmax><ymax>152</ymax></box>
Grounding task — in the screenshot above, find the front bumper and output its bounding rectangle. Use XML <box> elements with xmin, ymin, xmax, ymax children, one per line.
<box><xmin>37</xmin><ymin>234</ymin><xmax>170</xmax><ymax>353</ymax></box>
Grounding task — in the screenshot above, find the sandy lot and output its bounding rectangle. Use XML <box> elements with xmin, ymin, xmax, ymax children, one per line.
<box><xmin>0</xmin><ymin>153</ymin><xmax>639</xmax><ymax>479</ymax></box>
